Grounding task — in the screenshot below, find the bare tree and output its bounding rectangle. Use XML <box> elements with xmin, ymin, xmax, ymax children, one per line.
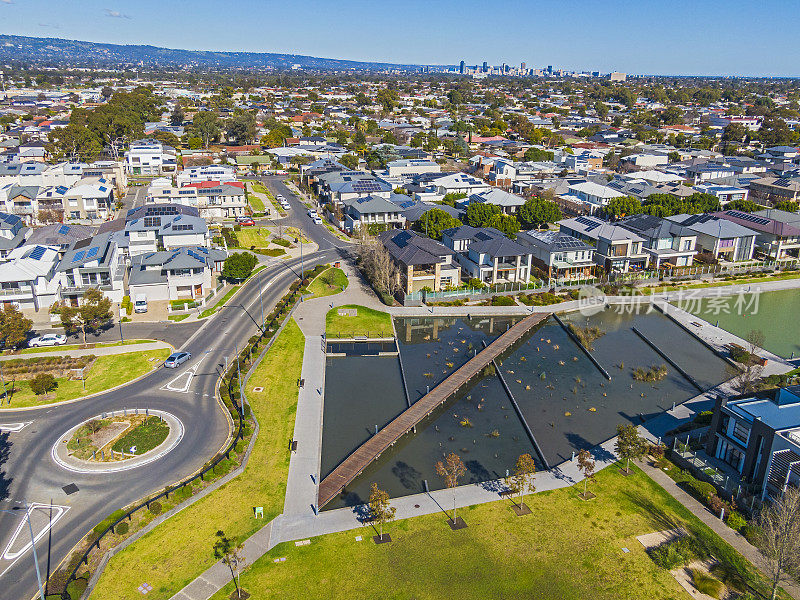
<box><xmin>755</xmin><ymin>486</ymin><xmax>800</xmax><ymax>600</ymax></box>
<box><xmin>727</xmin><ymin>329</ymin><xmax>767</xmax><ymax>394</ymax></box>
<box><xmin>355</xmin><ymin>234</ymin><xmax>397</xmax><ymax>296</ymax></box>
<box><xmin>435</xmin><ymin>452</ymin><xmax>467</xmax><ymax>525</ymax></box>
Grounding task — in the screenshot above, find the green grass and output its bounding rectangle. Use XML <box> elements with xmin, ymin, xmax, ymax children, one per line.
<box><xmin>325</xmin><ymin>304</ymin><xmax>392</xmax><ymax>338</ymax></box>
<box><xmin>199</xmin><ymin>286</ymin><xmax>241</xmax><ymax>319</ymax></box>
<box><xmin>234</xmin><ymin>227</ymin><xmax>272</xmax><ymax>249</ymax></box>
<box><xmin>307</xmin><ymin>267</ymin><xmax>348</xmax><ymax>298</ymax></box>
<box><xmin>89</xmin><ymin>319</ymin><xmax>305</xmax><ymax>600</ymax></box>
<box><xmin>642</xmin><ymin>270</ymin><xmax>800</xmax><ymax>293</ymax></box>
<box><xmin>208</xmin><ymin>466</ymin><xmax>765</xmax><ymax>600</ymax></box>
<box><xmin>246</xmin><ymin>190</ymin><xmax>265</xmax><ymax>212</ymax></box>
<box><xmin>258</xmin><ymin>249</ymin><xmax>286</xmax><ymax>257</ymax></box>
<box><xmin>0</xmin><ymin>349</ymin><xmax>170</xmax><ymax>409</ymax></box>
<box><xmin>168</xmin><ymin>314</ymin><xmax>190</xmax><ymax>322</ymax></box>
<box><xmin>14</xmin><ymin>339</ymin><xmax>154</xmax><ymax>355</ymax></box>
<box><xmin>111</xmin><ymin>416</ymin><xmax>170</xmax><ymax>454</ymax></box>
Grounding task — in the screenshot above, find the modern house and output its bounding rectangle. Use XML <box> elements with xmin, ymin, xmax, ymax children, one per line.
<box><xmin>714</xmin><ymin>209</ymin><xmax>800</xmax><ymax>260</ymax></box>
<box><xmin>386</xmin><ymin>159</ymin><xmax>441</xmax><ymax>178</ymax></box>
<box><xmin>0</xmin><ymin>212</ymin><xmax>29</xmax><ymax>261</ymax></box>
<box><xmin>57</xmin><ymin>232</ymin><xmax>126</xmax><ymax>304</ymax></box>
<box><xmin>617</xmin><ymin>214</ymin><xmax>697</xmax><ymax>268</ymax></box>
<box><xmin>175</xmin><ymin>164</ymin><xmax>237</xmax><ymax>186</ymax></box>
<box><xmin>706</xmin><ymin>386</ymin><xmax>800</xmax><ymax>500</ymax></box>
<box><xmin>128</xmin><ymin>246</ymin><xmax>227</xmax><ymax>301</ymax></box>
<box><xmin>122</xmin><ymin>205</ymin><xmax>210</xmax><ymax>257</ymax></box>
<box><xmin>748</xmin><ymin>176</ymin><xmax>800</xmax><ymax>206</ymax></box>
<box><xmin>665</xmin><ymin>213</ymin><xmax>757</xmax><ymax>262</ymax></box>
<box><xmin>558</xmin><ymin>215</ymin><xmax>650</xmax><ymax>272</ymax></box>
<box><xmin>516</xmin><ymin>230</ymin><xmax>595</xmax><ymax>279</ymax></box>
<box><xmin>461</xmin><ymin>188</ymin><xmax>526</xmax><ymax>215</ymax></box>
<box><xmin>62</xmin><ymin>177</ymin><xmax>114</xmax><ymax>221</ymax></box>
<box><xmin>342</xmin><ymin>194</ymin><xmax>406</xmax><ymax>233</ymax></box>
<box><xmin>427</xmin><ymin>173</ymin><xmax>491</xmax><ymax>196</ymax></box>
<box><xmin>146</xmin><ymin>181</ymin><xmax>247</xmax><ymax>219</ymax></box>
<box><xmin>0</xmin><ymin>244</ymin><xmax>61</xmax><ymax>311</ymax></box>
<box><xmin>124</xmin><ymin>139</ymin><xmax>178</xmax><ymax>176</ymax></box>
<box><xmin>378</xmin><ymin>229</ymin><xmax>460</xmax><ymax>293</ymax></box>
<box><xmin>563</xmin><ymin>181</ymin><xmax>626</xmax><ymax>214</ymax></box>
<box><xmin>441</xmin><ymin>225</ymin><xmax>533</xmax><ymax>284</ymax></box>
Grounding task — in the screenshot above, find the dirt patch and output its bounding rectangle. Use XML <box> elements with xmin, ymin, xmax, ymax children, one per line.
<box><xmin>636</xmin><ymin>528</ymin><xmax>686</xmax><ymax>550</ymax></box>
<box><xmin>673</xmin><ymin>560</ymin><xmax>725</xmax><ymax>600</ymax></box>
<box><xmin>89</xmin><ymin>421</ymin><xmax>131</xmax><ymax>450</ymax></box>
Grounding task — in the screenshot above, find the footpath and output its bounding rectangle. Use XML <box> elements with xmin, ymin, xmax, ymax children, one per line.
<box><xmin>0</xmin><ymin>341</ymin><xmax>171</xmax><ymax>361</ymax></box>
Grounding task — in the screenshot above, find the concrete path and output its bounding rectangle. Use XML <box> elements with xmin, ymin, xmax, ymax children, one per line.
<box><xmin>0</xmin><ymin>341</ymin><xmax>171</xmax><ymax>361</ymax></box>
<box><xmin>637</xmin><ymin>459</ymin><xmax>800</xmax><ymax>600</ymax></box>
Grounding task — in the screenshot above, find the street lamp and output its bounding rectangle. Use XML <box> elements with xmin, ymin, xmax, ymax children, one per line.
<box><xmin>0</xmin><ymin>500</ymin><xmax>46</xmax><ymax>600</ymax></box>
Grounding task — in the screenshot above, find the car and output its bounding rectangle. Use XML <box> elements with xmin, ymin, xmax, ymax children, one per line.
<box><xmin>307</xmin><ymin>209</ymin><xmax>318</xmax><ymax>218</ymax></box>
<box><xmin>164</xmin><ymin>352</ymin><xmax>192</xmax><ymax>368</ymax></box>
<box><xmin>29</xmin><ymin>333</ymin><xmax>68</xmax><ymax>347</ymax></box>
<box><xmin>239</xmin><ymin>218</ymin><xmax>255</xmax><ymax>226</ymax></box>
<box><xmin>134</xmin><ymin>294</ymin><xmax>148</xmax><ymax>313</ymax></box>
<box><xmin>313</xmin><ymin>216</ymin><xmax>323</xmax><ymax>225</ymax></box>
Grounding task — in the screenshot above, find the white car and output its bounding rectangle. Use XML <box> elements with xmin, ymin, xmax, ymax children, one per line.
<box><xmin>29</xmin><ymin>334</ymin><xmax>68</xmax><ymax>347</ymax></box>
<box><xmin>313</xmin><ymin>216</ymin><xmax>323</xmax><ymax>225</ymax></box>
<box><xmin>307</xmin><ymin>209</ymin><xmax>318</xmax><ymax>218</ymax></box>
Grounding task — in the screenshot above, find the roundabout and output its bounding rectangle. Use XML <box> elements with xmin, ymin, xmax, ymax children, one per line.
<box><xmin>51</xmin><ymin>409</ymin><xmax>185</xmax><ymax>474</ymax></box>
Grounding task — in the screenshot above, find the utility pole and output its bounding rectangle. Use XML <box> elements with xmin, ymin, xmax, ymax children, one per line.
<box><xmin>24</xmin><ymin>501</ymin><xmax>45</xmax><ymax>600</ymax></box>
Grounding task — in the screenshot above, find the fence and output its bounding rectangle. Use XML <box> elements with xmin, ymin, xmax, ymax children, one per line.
<box><xmin>57</xmin><ymin>267</ymin><xmax>322</xmax><ymax>599</ymax></box>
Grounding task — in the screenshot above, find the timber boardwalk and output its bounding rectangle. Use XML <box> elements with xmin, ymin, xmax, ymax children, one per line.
<box><xmin>317</xmin><ymin>311</ymin><xmax>551</xmax><ymax>508</ymax></box>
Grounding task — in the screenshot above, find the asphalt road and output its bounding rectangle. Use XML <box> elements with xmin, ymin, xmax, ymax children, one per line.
<box><xmin>0</xmin><ymin>177</ymin><xmax>349</xmax><ymax>600</ymax></box>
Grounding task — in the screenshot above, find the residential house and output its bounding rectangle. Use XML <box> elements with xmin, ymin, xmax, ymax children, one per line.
<box><xmin>62</xmin><ymin>177</ymin><xmax>114</xmax><ymax>221</ymax></box>
<box><xmin>461</xmin><ymin>188</ymin><xmax>526</xmax><ymax>215</ymax></box>
<box><xmin>749</xmin><ymin>176</ymin><xmax>800</xmax><ymax>205</ymax></box>
<box><xmin>0</xmin><ymin>244</ymin><xmax>61</xmax><ymax>311</ymax></box>
<box><xmin>427</xmin><ymin>172</ymin><xmax>491</xmax><ymax>196</ymax></box>
<box><xmin>318</xmin><ymin>171</ymin><xmax>393</xmax><ymax>206</ymax></box>
<box><xmin>0</xmin><ymin>212</ymin><xmax>29</xmax><ymax>261</ymax></box>
<box><xmin>147</xmin><ymin>181</ymin><xmax>247</xmax><ymax>218</ymax></box>
<box><xmin>123</xmin><ymin>205</ymin><xmax>210</xmax><ymax>257</ymax></box>
<box><xmin>25</xmin><ymin>223</ymin><xmax>96</xmax><ymax>254</ymax></box>
<box><xmin>617</xmin><ymin>214</ymin><xmax>697</xmax><ymax>268</ymax></box>
<box><xmin>386</xmin><ymin>159</ymin><xmax>441</xmax><ymax>178</ymax></box>
<box><xmin>516</xmin><ymin>230</ymin><xmax>595</xmax><ymax>279</ymax></box>
<box><xmin>441</xmin><ymin>225</ymin><xmax>532</xmax><ymax>284</ymax></box>
<box><xmin>378</xmin><ymin>229</ymin><xmax>460</xmax><ymax>293</ymax></box>
<box><xmin>124</xmin><ymin>139</ymin><xmax>178</xmax><ymax>176</ymax></box>
<box><xmin>342</xmin><ymin>194</ymin><xmax>406</xmax><ymax>233</ymax></box>
<box><xmin>706</xmin><ymin>386</ymin><xmax>800</xmax><ymax>500</ymax></box>
<box><xmin>128</xmin><ymin>246</ymin><xmax>227</xmax><ymax>301</ymax></box>
<box><xmin>57</xmin><ymin>232</ymin><xmax>126</xmax><ymax>304</ymax></box>
<box><xmin>558</xmin><ymin>215</ymin><xmax>650</xmax><ymax>272</ymax></box>
<box><xmin>713</xmin><ymin>209</ymin><xmax>800</xmax><ymax>260</ymax></box>
<box><xmin>693</xmin><ymin>184</ymin><xmax>749</xmax><ymax>206</ymax></box>
<box><xmin>563</xmin><ymin>181</ymin><xmax>626</xmax><ymax>214</ymax></box>
<box><xmin>665</xmin><ymin>213</ymin><xmax>757</xmax><ymax>262</ymax></box>
<box><xmin>176</xmin><ymin>164</ymin><xmax>237</xmax><ymax>186</ymax></box>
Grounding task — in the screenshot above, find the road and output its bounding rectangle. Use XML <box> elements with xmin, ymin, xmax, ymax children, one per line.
<box><xmin>0</xmin><ymin>177</ymin><xmax>348</xmax><ymax>600</ymax></box>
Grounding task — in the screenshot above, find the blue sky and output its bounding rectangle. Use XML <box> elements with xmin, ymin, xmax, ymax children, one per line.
<box><xmin>1</xmin><ymin>0</ymin><xmax>798</xmax><ymax>76</ymax></box>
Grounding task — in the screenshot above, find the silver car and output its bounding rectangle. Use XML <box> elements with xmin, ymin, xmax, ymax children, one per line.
<box><xmin>164</xmin><ymin>352</ymin><xmax>191</xmax><ymax>368</ymax></box>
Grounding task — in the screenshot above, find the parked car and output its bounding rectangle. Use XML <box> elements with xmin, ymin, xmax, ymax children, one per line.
<box><xmin>28</xmin><ymin>333</ymin><xmax>68</xmax><ymax>347</ymax></box>
<box><xmin>313</xmin><ymin>216</ymin><xmax>323</xmax><ymax>225</ymax></box>
<box><xmin>164</xmin><ymin>352</ymin><xmax>192</xmax><ymax>368</ymax></box>
<box><xmin>307</xmin><ymin>209</ymin><xmax>318</xmax><ymax>218</ymax></box>
<box><xmin>134</xmin><ymin>293</ymin><xmax>148</xmax><ymax>313</ymax></box>
<box><xmin>239</xmin><ymin>218</ymin><xmax>255</xmax><ymax>226</ymax></box>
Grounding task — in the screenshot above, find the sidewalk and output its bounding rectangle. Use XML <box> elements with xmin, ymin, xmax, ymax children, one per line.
<box><xmin>637</xmin><ymin>459</ymin><xmax>800</xmax><ymax>600</ymax></box>
<box><xmin>0</xmin><ymin>341</ymin><xmax>171</xmax><ymax>361</ymax></box>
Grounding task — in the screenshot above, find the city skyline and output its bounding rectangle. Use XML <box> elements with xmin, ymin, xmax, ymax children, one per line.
<box><xmin>0</xmin><ymin>0</ymin><xmax>799</xmax><ymax>77</ymax></box>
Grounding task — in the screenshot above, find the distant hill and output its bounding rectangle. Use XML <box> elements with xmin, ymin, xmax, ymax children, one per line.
<box><xmin>0</xmin><ymin>35</ymin><xmax>443</xmax><ymax>72</ymax></box>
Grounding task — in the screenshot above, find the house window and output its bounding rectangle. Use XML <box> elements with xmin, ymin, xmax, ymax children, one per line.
<box><xmin>81</xmin><ymin>273</ymin><xmax>92</xmax><ymax>285</ymax></box>
<box><xmin>732</xmin><ymin>420</ymin><xmax>750</xmax><ymax>444</ymax></box>
<box><xmin>683</xmin><ymin>239</ymin><xmax>692</xmax><ymax>251</ymax></box>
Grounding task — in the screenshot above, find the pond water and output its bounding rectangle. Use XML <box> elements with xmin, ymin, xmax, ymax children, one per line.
<box><xmin>320</xmin><ymin>310</ymin><xmax>731</xmax><ymax>508</ymax></box>
<box><xmin>681</xmin><ymin>288</ymin><xmax>800</xmax><ymax>358</ymax></box>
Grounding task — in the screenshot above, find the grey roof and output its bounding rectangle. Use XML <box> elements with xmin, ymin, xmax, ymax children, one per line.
<box><xmin>343</xmin><ymin>194</ymin><xmax>402</xmax><ymax>215</ymax></box>
<box><xmin>558</xmin><ymin>216</ymin><xmax>645</xmax><ymax>242</ymax></box>
<box><xmin>517</xmin><ymin>230</ymin><xmax>591</xmax><ymax>252</ymax></box>
<box><xmin>126</xmin><ymin>211</ymin><xmax>207</xmax><ymax>235</ymax></box>
<box><xmin>58</xmin><ymin>232</ymin><xmax>115</xmax><ymax>271</ymax></box>
<box><xmin>443</xmin><ymin>225</ymin><xmax>530</xmax><ymax>257</ymax></box>
<box><xmin>130</xmin><ymin>246</ymin><xmax>226</xmax><ymax>272</ymax></box>
<box><xmin>666</xmin><ymin>213</ymin><xmax>757</xmax><ymax>238</ymax></box>
<box><xmin>617</xmin><ymin>214</ymin><xmax>685</xmax><ymax>240</ymax></box>
<box><xmin>26</xmin><ymin>223</ymin><xmax>96</xmax><ymax>248</ymax></box>
<box><xmin>378</xmin><ymin>229</ymin><xmax>454</xmax><ymax>266</ymax></box>
<box><xmin>126</xmin><ymin>204</ymin><xmax>199</xmax><ymax>221</ymax></box>
<box><xmin>397</xmin><ymin>200</ymin><xmax>462</xmax><ymax>222</ymax></box>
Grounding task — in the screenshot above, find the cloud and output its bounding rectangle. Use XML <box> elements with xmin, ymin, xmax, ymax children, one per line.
<box><xmin>0</xmin><ymin>0</ymin><xmax>14</xmax><ymax>5</ymax></box>
<box><xmin>38</xmin><ymin>23</ymin><xmax>62</xmax><ymax>29</ymax></box>
<box><xmin>104</xmin><ymin>8</ymin><xmax>131</xmax><ymax>19</ymax></box>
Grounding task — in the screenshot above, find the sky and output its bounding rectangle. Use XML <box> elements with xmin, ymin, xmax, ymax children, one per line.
<box><xmin>1</xmin><ymin>0</ymin><xmax>798</xmax><ymax>77</ymax></box>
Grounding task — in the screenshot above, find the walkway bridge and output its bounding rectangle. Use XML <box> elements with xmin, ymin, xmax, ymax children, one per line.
<box><xmin>317</xmin><ymin>312</ymin><xmax>551</xmax><ymax>508</ymax></box>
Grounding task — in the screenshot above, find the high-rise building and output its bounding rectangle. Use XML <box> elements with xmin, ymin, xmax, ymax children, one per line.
<box><xmin>520</xmin><ymin>62</ymin><xmax>526</xmax><ymax>71</ymax></box>
<box><xmin>547</xmin><ymin>65</ymin><xmax>553</xmax><ymax>75</ymax></box>
<box><xmin>482</xmin><ymin>61</ymin><xmax>488</xmax><ymax>72</ymax></box>
<box><xmin>459</xmin><ymin>60</ymin><xmax>465</xmax><ymax>75</ymax></box>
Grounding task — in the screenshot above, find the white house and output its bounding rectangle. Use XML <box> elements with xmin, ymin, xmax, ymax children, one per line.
<box><xmin>123</xmin><ymin>205</ymin><xmax>210</xmax><ymax>257</ymax></box>
<box><xmin>176</xmin><ymin>164</ymin><xmax>238</xmax><ymax>186</ymax></box>
<box><xmin>0</xmin><ymin>244</ymin><xmax>61</xmax><ymax>312</ymax></box>
<box><xmin>124</xmin><ymin>139</ymin><xmax>178</xmax><ymax>176</ymax></box>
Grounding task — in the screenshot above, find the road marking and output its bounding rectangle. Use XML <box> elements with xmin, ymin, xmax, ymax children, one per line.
<box><xmin>0</xmin><ymin>502</ymin><xmax>70</xmax><ymax>576</ymax></box>
<box><xmin>160</xmin><ymin>359</ymin><xmax>202</xmax><ymax>393</ymax></box>
<box><xmin>0</xmin><ymin>422</ymin><xmax>32</xmax><ymax>433</ymax></box>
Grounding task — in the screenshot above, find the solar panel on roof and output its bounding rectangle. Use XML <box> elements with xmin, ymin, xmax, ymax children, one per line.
<box><xmin>86</xmin><ymin>247</ymin><xmax>99</xmax><ymax>259</ymax></box>
<box><xmin>58</xmin><ymin>225</ymin><xmax>70</xmax><ymax>235</ymax></box>
<box><xmin>726</xmin><ymin>210</ymin><xmax>770</xmax><ymax>226</ymax></box>
<box><xmin>73</xmin><ymin>250</ymin><xmax>86</xmax><ymax>262</ymax></box>
<box><xmin>29</xmin><ymin>246</ymin><xmax>46</xmax><ymax>260</ymax></box>
<box><xmin>774</xmin><ymin>178</ymin><xmax>791</xmax><ymax>187</ymax></box>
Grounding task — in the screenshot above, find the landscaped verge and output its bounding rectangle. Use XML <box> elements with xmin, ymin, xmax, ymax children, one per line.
<box><xmin>208</xmin><ymin>466</ymin><xmax>781</xmax><ymax>600</ymax></box>
<box><xmin>85</xmin><ymin>319</ymin><xmax>305</xmax><ymax>600</ymax></box>
<box><xmin>307</xmin><ymin>267</ymin><xmax>348</xmax><ymax>298</ymax></box>
<box><xmin>0</xmin><ymin>349</ymin><xmax>170</xmax><ymax>410</ymax></box>
<box><xmin>325</xmin><ymin>304</ymin><xmax>392</xmax><ymax>338</ymax></box>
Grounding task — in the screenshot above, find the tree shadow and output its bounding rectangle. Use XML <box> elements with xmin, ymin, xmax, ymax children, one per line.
<box><xmin>564</xmin><ymin>432</ymin><xmax>615</xmax><ymax>463</ymax></box>
<box><xmin>350</xmin><ymin>502</ymin><xmax>372</xmax><ymax>525</ymax></box>
<box><xmin>0</xmin><ymin>431</ymin><xmax>12</xmax><ymax>501</ymax></box>
<box><xmin>623</xmin><ymin>489</ymin><xmax>685</xmax><ymax>533</ymax></box>
<box><xmin>391</xmin><ymin>461</ymin><xmax>423</xmax><ymax>491</ymax></box>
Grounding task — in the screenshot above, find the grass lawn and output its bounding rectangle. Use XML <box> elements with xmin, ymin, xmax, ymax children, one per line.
<box><xmin>111</xmin><ymin>416</ymin><xmax>170</xmax><ymax>453</ymax></box>
<box><xmin>209</xmin><ymin>466</ymin><xmax>771</xmax><ymax>600</ymax></box>
<box><xmin>168</xmin><ymin>314</ymin><xmax>190</xmax><ymax>322</ymax></box>
<box><xmin>307</xmin><ymin>267</ymin><xmax>348</xmax><ymax>298</ymax></box>
<box><xmin>0</xmin><ymin>349</ymin><xmax>170</xmax><ymax>409</ymax></box>
<box><xmin>88</xmin><ymin>319</ymin><xmax>305</xmax><ymax>600</ymax></box>
<box><xmin>13</xmin><ymin>339</ymin><xmax>153</xmax><ymax>355</ymax></box>
<box><xmin>235</xmin><ymin>227</ymin><xmax>272</xmax><ymax>249</ymax></box>
<box><xmin>199</xmin><ymin>286</ymin><xmax>240</xmax><ymax>319</ymax></box>
<box><xmin>325</xmin><ymin>304</ymin><xmax>392</xmax><ymax>338</ymax></box>
<box><xmin>246</xmin><ymin>188</ymin><xmax>265</xmax><ymax>212</ymax></box>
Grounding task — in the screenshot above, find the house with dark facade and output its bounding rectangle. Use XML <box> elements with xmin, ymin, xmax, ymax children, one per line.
<box><xmin>441</xmin><ymin>225</ymin><xmax>532</xmax><ymax>284</ymax></box>
<box><xmin>378</xmin><ymin>229</ymin><xmax>460</xmax><ymax>293</ymax></box>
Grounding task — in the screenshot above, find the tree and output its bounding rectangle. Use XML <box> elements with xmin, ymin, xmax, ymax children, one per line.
<box><xmin>523</xmin><ymin>147</ymin><xmax>555</xmax><ymax>162</ymax></box>
<box><xmin>355</xmin><ymin>236</ymin><xmax>397</xmax><ymax>298</ymax></box>
<box><xmin>226</xmin><ymin>110</ymin><xmax>257</xmax><ymax>145</ymax></box>
<box><xmin>727</xmin><ymin>329</ymin><xmax>766</xmax><ymax>394</ymax></box>
<box><xmin>576</xmin><ymin>449</ymin><xmax>596</xmax><ymax>499</ymax></box>
<box><xmin>222</xmin><ymin>252</ymin><xmax>257</xmax><ymax>282</ymax></box>
<box><xmin>615</xmin><ymin>423</ymin><xmax>647</xmax><ymax>474</ymax></box>
<box><xmin>375</xmin><ymin>88</ymin><xmax>399</xmax><ymax>113</ymax></box>
<box><xmin>488</xmin><ymin>213</ymin><xmax>520</xmax><ymax>238</ymax></box>
<box><xmin>441</xmin><ymin>192</ymin><xmax>467</xmax><ymax>207</ymax></box>
<box><xmin>507</xmin><ymin>453</ymin><xmax>536</xmax><ymax>509</ymax></box>
<box><xmin>465</xmin><ymin>202</ymin><xmax>501</xmax><ymax>228</ymax></box>
<box><xmin>604</xmin><ymin>196</ymin><xmax>642</xmax><ymax>220</ymax></box>
<box><xmin>435</xmin><ymin>452</ymin><xmax>467</xmax><ymax>525</ymax></box>
<box><xmin>667</xmin><ymin>151</ymin><xmax>681</xmax><ymax>163</ymax></box>
<box><xmin>54</xmin><ymin>287</ymin><xmax>112</xmax><ymax>345</ymax></box>
<box><xmin>0</xmin><ymin>304</ymin><xmax>32</xmax><ymax>349</ymax></box>
<box><xmin>726</xmin><ymin>199</ymin><xmax>761</xmax><ymax>213</ymax></box>
<box><xmin>213</xmin><ymin>530</ymin><xmax>245</xmax><ymax>599</ymax></box>
<box><xmin>518</xmin><ymin>197</ymin><xmax>562</xmax><ymax>229</ymax></box>
<box><xmin>170</xmin><ymin>104</ymin><xmax>185</xmax><ymax>126</ymax></box>
<box><xmin>191</xmin><ymin>111</ymin><xmax>221</xmax><ymax>148</ymax></box>
<box><xmin>100</xmin><ymin>86</ymin><xmax>114</xmax><ymax>100</ymax></box>
<box><xmin>755</xmin><ymin>486</ymin><xmax>800</xmax><ymax>600</ymax></box>
<box><xmin>339</xmin><ymin>153</ymin><xmax>359</xmax><ymax>170</ymax></box>
<box><xmin>30</xmin><ymin>373</ymin><xmax>57</xmax><ymax>396</ymax></box>
<box><xmin>47</xmin><ymin>124</ymin><xmax>103</xmax><ymax>161</ymax></box>
<box><xmin>413</xmin><ymin>208</ymin><xmax>461</xmax><ymax>240</ymax></box>
<box><xmin>368</xmin><ymin>483</ymin><xmax>396</xmax><ymax>542</ymax></box>
<box><xmin>775</xmin><ymin>200</ymin><xmax>798</xmax><ymax>213</ymax></box>
<box><xmin>594</xmin><ymin>101</ymin><xmax>609</xmax><ymax>120</ymax></box>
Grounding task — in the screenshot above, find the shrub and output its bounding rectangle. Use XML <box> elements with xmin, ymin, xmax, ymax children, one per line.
<box><xmin>30</xmin><ymin>373</ymin><xmax>57</xmax><ymax>395</ymax></box>
<box><xmin>93</xmin><ymin>509</ymin><xmax>127</xmax><ymax>536</ymax></box>
<box><xmin>114</xmin><ymin>521</ymin><xmax>129</xmax><ymax>535</ymax></box>
<box><xmin>694</xmin><ymin>410</ymin><xmax>713</xmax><ymax>426</ymax></box>
<box><xmin>648</xmin><ymin>535</ymin><xmax>704</xmax><ymax>569</ymax></box>
<box><xmin>491</xmin><ymin>295</ymin><xmax>515</xmax><ymax>306</ymax></box>
<box><xmin>691</xmin><ymin>569</ymin><xmax>723</xmax><ymax>598</ymax></box>
<box><xmin>148</xmin><ymin>501</ymin><xmax>162</xmax><ymax>515</ymax></box>
<box><xmin>741</xmin><ymin>523</ymin><xmax>762</xmax><ymax>545</ymax></box>
<box><xmin>683</xmin><ymin>478</ymin><xmax>717</xmax><ymax>503</ymax></box>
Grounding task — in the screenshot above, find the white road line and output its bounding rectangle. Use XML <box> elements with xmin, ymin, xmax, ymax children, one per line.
<box><xmin>159</xmin><ymin>355</ymin><xmax>206</xmax><ymax>393</ymax></box>
<box><xmin>0</xmin><ymin>422</ymin><xmax>32</xmax><ymax>433</ymax></box>
<box><xmin>0</xmin><ymin>503</ymin><xmax>70</xmax><ymax>576</ymax></box>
